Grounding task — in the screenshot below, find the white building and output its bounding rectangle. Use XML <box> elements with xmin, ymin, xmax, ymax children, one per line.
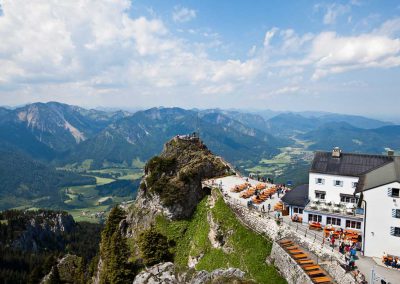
<box><xmin>303</xmin><ymin>148</ymin><xmax>393</xmax><ymax>231</ymax></box>
<box><xmin>355</xmin><ymin>156</ymin><xmax>400</xmax><ymax>257</ymax></box>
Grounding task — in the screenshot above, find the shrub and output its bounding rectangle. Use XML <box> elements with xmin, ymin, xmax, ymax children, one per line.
<box><xmin>138</xmin><ymin>227</ymin><xmax>172</xmax><ymax>266</ymax></box>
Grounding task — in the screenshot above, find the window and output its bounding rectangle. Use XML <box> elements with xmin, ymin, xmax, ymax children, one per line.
<box><xmin>327</xmin><ymin>217</ymin><xmax>341</xmax><ymax>226</ymax></box>
<box><xmin>293</xmin><ymin>207</ymin><xmax>304</xmax><ymax>214</ymax></box>
<box><xmin>346</xmin><ymin>220</ymin><xmax>361</xmax><ymax>229</ymax></box>
<box><xmin>389</xmin><ymin>188</ymin><xmax>400</xmax><ymax>198</ymax></box>
<box><xmin>334</xmin><ymin>180</ymin><xmax>343</xmax><ymax>187</ymax></box>
<box><xmin>340</xmin><ymin>195</ymin><xmax>357</xmax><ymax>203</ymax></box>
<box><xmin>392</xmin><ymin>209</ymin><xmax>400</xmax><ymax>219</ymax></box>
<box><xmin>352</xmin><ymin>182</ymin><xmax>358</xmax><ymax>188</ymax></box>
<box><xmin>308</xmin><ymin>214</ymin><xmax>322</xmax><ymax>223</ymax></box>
<box><xmin>315</xmin><ymin>191</ymin><xmax>326</xmax><ymax>200</ymax></box>
<box><xmin>391</xmin><ymin>227</ymin><xmax>400</xmax><ymax>237</ymax></box>
<box><xmin>315</xmin><ymin>178</ymin><xmax>325</xmax><ymax>185</ymax></box>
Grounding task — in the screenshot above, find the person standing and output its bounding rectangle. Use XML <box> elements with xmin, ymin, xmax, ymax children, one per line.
<box><xmin>331</xmin><ymin>236</ymin><xmax>335</xmax><ymax>248</ymax></box>
<box><xmin>268</xmin><ymin>203</ymin><xmax>271</xmax><ymax>213</ymax></box>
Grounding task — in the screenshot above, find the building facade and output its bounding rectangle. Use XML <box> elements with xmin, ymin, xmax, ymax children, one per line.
<box><xmin>303</xmin><ymin>148</ymin><xmax>392</xmax><ymax>230</ymax></box>
<box><xmin>355</xmin><ymin>157</ymin><xmax>400</xmax><ymax>257</ymax></box>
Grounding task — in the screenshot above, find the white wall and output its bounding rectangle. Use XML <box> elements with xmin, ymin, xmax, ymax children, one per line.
<box><xmin>363</xmin><ymin>181</ymin><xmax>400</xmax><ymax>258</ymax></box>
<box><xmin>308</xmin><ymin>173</ymin><xmax>359</xmax><ymax>204</ymax></box>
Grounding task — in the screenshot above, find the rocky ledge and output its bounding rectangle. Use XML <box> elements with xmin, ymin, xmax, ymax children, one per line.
<box><xmin>133</xmin><ymin>262</ymin><xmax>250</xmax><ymax>284</ymax></box>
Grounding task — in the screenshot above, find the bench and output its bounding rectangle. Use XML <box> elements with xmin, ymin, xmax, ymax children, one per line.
<box><xmin>293</xmin><ymin>253</ymin><xmax>308</xmax><ymax>259</ymax></box>
<box><xmin>298</xmin><ymin>259</ymin><xmax>314</xmax><ymax>265</ymax></box>
<box><xmin>303</xmin><ymin>265</ymin><xmax>320</xmax><ymax>271</ymax></box>
<box><xmin>311</xmin><ymin>276</ymin><xmax>332</xmax><ymax>283</ymax></box>
<box><xmin>307</xmin><ymin>270</ymin><xmax>325</xmax><ymax>277</ymax></box>
<box><xmin>288</xmin><ymin>249</ymin><xmax>303</xmax><ymax>254</ymax></box>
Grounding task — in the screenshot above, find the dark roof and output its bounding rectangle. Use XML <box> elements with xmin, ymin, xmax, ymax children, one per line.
<box><xmin>310</xmin><ymin>151</ymin><xmax>393</xmax><ymax>177</ymax></box>
<box><xmin>356</xmin><ymin>157</ymin><xmax>400</xmax><ymax>193</ymax></box>
<box><xmin>281</xmin><ymin>184</ymin><xmax>309</xmax><ymax>207</ymax></box>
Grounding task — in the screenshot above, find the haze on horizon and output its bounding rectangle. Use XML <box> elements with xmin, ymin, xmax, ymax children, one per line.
<box><xmin>0</xmin><ymin>0</ymin><xmax>399</xmax><ymax>121</ymax></box>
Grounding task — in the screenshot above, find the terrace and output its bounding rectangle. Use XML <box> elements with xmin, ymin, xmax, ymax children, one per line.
<box><xmin>304</xmin><ymin>200</ymin><xmax>364</xmax><ymax>219</ymax></box>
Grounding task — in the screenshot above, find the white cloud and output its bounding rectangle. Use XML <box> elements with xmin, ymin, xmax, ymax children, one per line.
<box><xmin>263</xmin><ymin>27</ymin><xmax>278</xmax><ymax>47</ymax></box>
<box><xmin>0</xmin><ymin>0</ymin><xmax>262</xmax><ymax>101</ymax></box>
<box><xmin>172</xmin><ymin>6</ymin><xmax>196</xmax><ymax>23</ymax></box>
<box><xmin>309</xmin><ymin>31</ymin><xmax>400</xmax><ymax>79</ymax></box>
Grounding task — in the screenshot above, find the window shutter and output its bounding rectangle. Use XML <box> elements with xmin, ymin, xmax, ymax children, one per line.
<box><xmin>390</xmin><ymin>226</ymin><xmax>395</xmax><ymax>236</ymax></box>
<box><xmin>388</xmin><ymin>188</ymin><xmax>392</xmax><ymax>197</ymax></box>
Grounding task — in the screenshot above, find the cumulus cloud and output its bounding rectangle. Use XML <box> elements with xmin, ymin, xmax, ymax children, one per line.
<box><xmin>172</xmin><ymin>6</ymin><xmax>196</xmax><ymax>23</ymax></box>
<box><xmin>0</xmin><ymin>0</ymin><xmax>261</xmax><ymax>103</ymax></box>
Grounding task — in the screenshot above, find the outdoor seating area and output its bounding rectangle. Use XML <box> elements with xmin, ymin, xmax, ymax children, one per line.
<box><xmin>230</xmin><ymin>183</ymin><xmax>251</xmax><ymax>193</ymax></box>
<box><xmin>382</xmin><ymin>254</ymin><xmax>400</xmax><ymax>269</ymax></box>
<box><xmin>279</xmin><ymin>239</ymin><xmax>333</xmax><ymax>284</ymax></box>
<box><xmin>239</xmin><ymin>188</ymin><xmax>256</xmax><ymax>198</ymax></box>
<box><xmin>309</xmin><ymin>221</ymin><xmax>322</xmax><ymax>230</ymax></box>
<box><xmin>251</xmin><ymin>187</ymin><xmax>277</xmax><ymax>204</ymax></box>
<box><xmin>323</xmin><ymin>227</ymin><xmax>361</xmax><ymax>244</ymax></box>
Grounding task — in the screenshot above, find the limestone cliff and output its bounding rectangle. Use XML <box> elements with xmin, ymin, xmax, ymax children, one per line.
<box><xmin>124</xmin><ymin>136</ymin><xmax>230</xmax><ymax>237</ymax></box>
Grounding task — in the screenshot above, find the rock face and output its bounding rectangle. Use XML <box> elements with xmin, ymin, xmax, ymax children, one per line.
<box><xmin>125</xmin><ymin>136</ymin><xmax>230</xmax><ymax>237</ymax></box>
<box><xmin>11</xmin><ymin>211</ymin><xmax>75</xmax><ymax>251</ymax></box>
<box><xmin>132</xmin><ymin>262</ymin><xmax>248</xmax><ymax>284</ymax></box>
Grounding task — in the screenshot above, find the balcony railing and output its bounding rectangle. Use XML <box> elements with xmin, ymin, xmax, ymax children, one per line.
<box><xmin>305</xmin><ymin>200</ymin><xmax>364</xmax><ymax>217</ymax></box>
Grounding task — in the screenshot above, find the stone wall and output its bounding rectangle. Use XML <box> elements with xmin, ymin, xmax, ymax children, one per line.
<box><xmin>269</xmin><ymin>242</ymin><xmax>313</xmax><ymax>284</ymax></box>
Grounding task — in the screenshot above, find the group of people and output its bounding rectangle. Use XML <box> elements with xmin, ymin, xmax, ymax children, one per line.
<box><xmin>327</xmin><ymin>230</ymin><xmax>358</xmax><ymax>270</ymax></box>
<box><xmin>383</xmin><ymin>252</ymin><xmax>400</xmax><ymax>269</ymax></box>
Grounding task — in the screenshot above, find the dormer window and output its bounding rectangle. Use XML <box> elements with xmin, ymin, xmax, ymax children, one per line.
<box><xmin>334</xmin><ymin>180</ymin><xmax>343</xmax><ymax>187</ymax></box>
<box><xmin>315</xmin><ymin>178</ymin><xmax>325</xmax><ymax>185</ymax></box>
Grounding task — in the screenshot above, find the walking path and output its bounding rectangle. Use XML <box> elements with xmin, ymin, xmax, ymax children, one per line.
<box><xmin>204</xmin><ymin>176</ymin><xmax>400</xmax><ymax>284</ymax></box>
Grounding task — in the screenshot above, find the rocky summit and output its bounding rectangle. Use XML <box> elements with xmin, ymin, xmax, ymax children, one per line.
<box><xmin>125</xmin><ymin>135</ymin><xmax>230</xmax><ymax>237</ymax></box>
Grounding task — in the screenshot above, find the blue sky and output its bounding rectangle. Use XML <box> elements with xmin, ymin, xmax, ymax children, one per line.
<box><xmin>0</xmin><ymin>0</ymin><xmax>399</xmax><ymax>120</ymax></box>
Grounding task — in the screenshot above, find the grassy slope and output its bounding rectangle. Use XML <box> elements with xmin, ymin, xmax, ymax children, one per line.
<box><xmin>155</xmin><ymin>190</ymin><xmax>286</xmax><ymax>284</ymax></box>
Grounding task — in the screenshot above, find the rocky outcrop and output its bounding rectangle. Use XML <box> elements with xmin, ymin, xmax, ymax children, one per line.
<box><xmin>41</xmin><ymin>254</ymin><xmax>82</xmax><ymax>284</ymax></box>
<box><xmin>132</xmin><ymin>262</ymin><xmax>249</xmax><ymax>284</ymax></box>
<box><xmin>12</xmin><ymin>211</ymin><xmax>75</xmax><ymax>251</ymax></box>
<box><xmin>125</xmin><ymin>137</ymin><xmax>230</xmax><ymax>238</ymax></box>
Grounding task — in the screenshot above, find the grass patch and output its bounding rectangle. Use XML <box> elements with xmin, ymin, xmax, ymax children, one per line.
<box><xmin>155</xmin><ymin>191</ymin><xmax>286</xmax><ymax>284</ymax></box>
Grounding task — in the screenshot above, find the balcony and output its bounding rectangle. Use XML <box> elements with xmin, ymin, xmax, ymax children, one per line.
<box><xmin>305</xmin><ymin>200</ymin><xmax>364</xmax><ymax>219</ymax></box>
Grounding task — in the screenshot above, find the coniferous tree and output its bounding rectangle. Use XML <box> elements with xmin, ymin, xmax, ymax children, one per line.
<box><xmin>138</xmin><ymin>226</ymin><xmax>172</xmax><ymax>266</ymax></box>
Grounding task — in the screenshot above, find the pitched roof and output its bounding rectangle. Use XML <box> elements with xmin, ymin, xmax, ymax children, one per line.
<box><xmin>281</xmin><ymin>184</ymin><xmax>309</xmax><ymax>207</ymax></box>
<box><xmin>355</xmin><ymin>157</ymin><xmax>400</xmax><ymax>193</ymax></box>
<box><xmin>310</xmin><ymin>151</ymin><xmax>393</xmax><ymax>177</ymax></box>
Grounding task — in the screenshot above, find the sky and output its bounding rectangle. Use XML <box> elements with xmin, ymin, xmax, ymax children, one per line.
<box><xmin>0</xmin><ymin>0</ymin><xmax>399</xmax><ymax>120</ymax></box>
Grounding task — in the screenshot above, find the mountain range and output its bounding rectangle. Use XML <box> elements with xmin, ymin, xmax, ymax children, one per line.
<box><xmin>0</xmin><ymin>101</ymin><xmax>399</xmax><ymax>211</ymax></box>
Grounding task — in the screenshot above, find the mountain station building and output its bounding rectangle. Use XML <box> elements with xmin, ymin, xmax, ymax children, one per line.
<box><xmin>282</xmin><ymin>147</ymin><xmax>400</xmax><ymax>258</ymax></box>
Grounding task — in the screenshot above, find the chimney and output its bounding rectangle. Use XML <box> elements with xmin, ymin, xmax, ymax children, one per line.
<box><xmin>387</xmin><ymin>149</ymin><xmax>395</xmax><ymax>157</ymax></box>
<box><xmin>332</xmin><ymin>147</ymin><xmax>341</xmax><ymax>158</ymax></box>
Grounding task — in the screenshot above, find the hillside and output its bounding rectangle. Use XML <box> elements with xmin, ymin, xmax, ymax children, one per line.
<box><xmin>94</xmin><ymin>137</ymin><xmax>285</xmax><ymax>283</ymax></box>
<box><xmin>0</xmin><ymin>149</ymin><xmax>95</xmax><ymax>210</ymax></box>
<box><xmin>300</xmin><ymin>123</ymin><xmax>400</xmax><ymax>153</ymax></box>
<box><xmin>0</xmin><ymin>209</ymin><xmax>102</xmax><ymax>283</ymax></box>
